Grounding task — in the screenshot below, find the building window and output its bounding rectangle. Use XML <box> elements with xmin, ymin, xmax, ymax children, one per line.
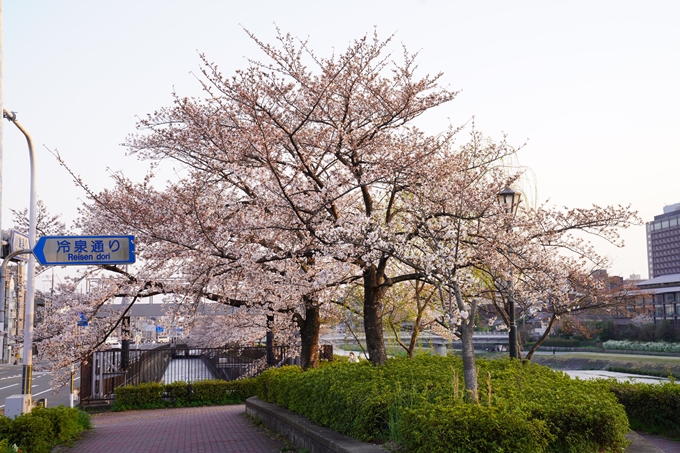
<box><xmin>655</xmin><ymin>305</ymin><xmax>665</xmax><ymax>317</ymax></box>
<box><xmin>666</xmin><ymin>305</ymin><xmax>675</xmax><ymax>316</ymax></box>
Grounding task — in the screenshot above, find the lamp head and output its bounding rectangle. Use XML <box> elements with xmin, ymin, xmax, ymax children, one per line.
<box><xmin>498</xmin><ymin>187</ymin><xmax>522</xmax><ymax>216</ymax></box>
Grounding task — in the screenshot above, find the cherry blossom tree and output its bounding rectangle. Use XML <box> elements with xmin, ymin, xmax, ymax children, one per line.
<box><xmin>21</xmin><ymin>29</ymin><xmax>639</xmax><ymax>400</ymax></box>
<box><xmin>62</xmin><ymin>165</ymin><xmax>348</xmax><ymax>369</ymax></box>
<box><xmin>118</xmin><ymin>29</ymin><xmax>461</xmax><ymax>365</ymax></box>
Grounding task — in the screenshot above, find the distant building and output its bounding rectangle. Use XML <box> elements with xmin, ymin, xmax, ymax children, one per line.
<box><xmin>592</xmin><ymin>269</ymin><xmax>624</xmax><ymax>291</ymax></box>
<box><xmin>647</xmin><ymin>202</ymin><xmax>680</xmax><ymax>278</ymax></box>
<box><xmin>636</xmin><ymin>273</ymin><xmax>680</xmax><ymax>326</ymax></box>
<box><xmin>588</xmin><ymin>269</ymin><xmax>651</xmax><ymax>325</ymax></box>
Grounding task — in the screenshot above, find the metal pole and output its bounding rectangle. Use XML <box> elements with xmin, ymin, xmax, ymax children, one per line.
<box><xmin>508</xmin><ymin>281</ymin><xmax>518</xmax><ymax>359</ymax></box>
<box><xmin>0</xmin><ymin>1</ymin><xmax>4</xmax><ymax>362</ymax></box>
<box><xmin>0</xmin><ymin>0</ymin><xmax>4</xmax><ymax>245</ymax></box>
<box><xmin>69</xmin><ymin>364</ymin><xmax>75</xmax><ymax>408</ymax></box>
<box><xmin>3</xmin><ymin>110</ymin><xmax>37</xmax><ymax>396</ymax></box>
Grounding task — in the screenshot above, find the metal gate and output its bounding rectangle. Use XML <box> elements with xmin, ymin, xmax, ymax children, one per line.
<box><xmin>80</xmin><ymin>345</ymin><xmax>291</xmax><ymax>405</ymax></box>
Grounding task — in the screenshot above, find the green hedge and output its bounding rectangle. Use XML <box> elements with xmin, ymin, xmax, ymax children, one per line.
<box><xmin>0</xmin><ymin>406</ymin><xmax>91</xmax><ymax>453</ymax></box>
<box><xmin>112</xmin><ymin>378</ymin><xmax>257</xmax><ymax>411</ymax></box>
<box><xmin>256</xmin><ymin>356</ymin><xmax>630</xmax><ymax>453</ymax></box>
<box><xmin>609</xmin><ymin>381</ymin><xmax>680</xmax><ymax>439</ymax></box>
<box><xmin>399</xmin><ymin>403</ymin><xmax>552</xmax><ymax>453</ymax></box>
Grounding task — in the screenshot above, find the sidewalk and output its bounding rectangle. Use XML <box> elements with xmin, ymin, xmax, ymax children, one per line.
<box><xmin>637</xmin><ymin>433</ymin><xmax>680</xmax><ymax>453</ymax></box>
<box><xmin>57</xmin><ymin>405</ymin><xmax>287</xmax><ymax>453</ymax></box>
<box><xmin>57</xmin><ymin>403</ymin><xmax>680</xmax><ymax>453</ymax></box>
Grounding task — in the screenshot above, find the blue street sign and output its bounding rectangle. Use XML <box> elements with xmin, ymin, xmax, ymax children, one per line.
<box><xmin>156</xmin><ymin>326</ymin><xmax>164</xmax><ymax>333</ymax></box>
<box><xmin>33</xmin><ymin>235</ymin><xmax>135</xmax><ymax>266</ymax></box>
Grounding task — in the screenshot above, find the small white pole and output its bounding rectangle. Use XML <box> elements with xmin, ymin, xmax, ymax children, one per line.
<box><xmin>70</xmin><ymin>364</ymin><xmax>75</xmax><ymax>408</ymax></box>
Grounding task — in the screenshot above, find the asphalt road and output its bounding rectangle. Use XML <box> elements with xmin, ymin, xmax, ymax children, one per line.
<box><xmin>0</xmin><ymin>363</ymin><xmax>80</xmax><ymax>411</ymax></box>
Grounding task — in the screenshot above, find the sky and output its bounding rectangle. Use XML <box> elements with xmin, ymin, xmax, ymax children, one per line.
<box><xmin>1</xmin><ymin>0</ymin><xmax>679</xmax><ymax>286</ymax></box>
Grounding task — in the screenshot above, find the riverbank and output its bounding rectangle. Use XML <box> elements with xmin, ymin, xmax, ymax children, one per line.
<box><xmin>531</xmin><ymin>354</ymin><xmax>680</xmax><ymax>379</ymax></box>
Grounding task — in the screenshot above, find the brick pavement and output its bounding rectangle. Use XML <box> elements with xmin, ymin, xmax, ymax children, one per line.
<box><xmin>56</xmin><ymin>402</ymin><xmax>680</xmax><ymax>453</ymax></box>
<box><xmin>58</xmin><ymin>405</ymin><xmax>287</xmax><ymax>453</ymax></box>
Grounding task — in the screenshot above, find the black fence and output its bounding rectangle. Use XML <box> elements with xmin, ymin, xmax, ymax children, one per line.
<box><xmin>80</xmin><ymin>345</ymin><xmax>291</xmax><ymax>405</ymax></box>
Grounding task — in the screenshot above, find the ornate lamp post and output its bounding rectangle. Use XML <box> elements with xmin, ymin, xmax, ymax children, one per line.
<box><xmin>498</xmin><ymin>187</ymin><xmax>521</xmax><ymax>359</ymax></box>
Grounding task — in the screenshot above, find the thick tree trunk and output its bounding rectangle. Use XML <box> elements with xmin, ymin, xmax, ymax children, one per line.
<box><xmin>460</xmin><ymin>317</ymin><xmax>478</xmax><ymax>402</ymax></box>
<box><xmin>298</xmin><ymin>302</ymin><xmax>320</xmax><ymax>369</ymax></box>
<box><xmin>364</xmin><ymin>266</ymin><xmax>388</xmax><ymax>365</ymax></box>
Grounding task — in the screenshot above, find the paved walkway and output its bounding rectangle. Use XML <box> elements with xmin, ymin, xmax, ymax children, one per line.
<box><xmin>639</xmin><ymin>433</ymin><xmax>680</xmax><ymax>453</ymax></box>
<box><xmin>56</xmin><ymin>403</ymin><xmax>680</xmax><ymax>453</ymax></box>
<box><xmin>58</xmin><ymin>405</ymin><xmax>286</xmax><ymax>453</ymax></box>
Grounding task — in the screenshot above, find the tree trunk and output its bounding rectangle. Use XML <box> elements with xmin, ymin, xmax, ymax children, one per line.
<box><xmin>460</xmin><ymin>313</ymin><xmax>478</xmax><ymax>402</ymax></box>
<box><xmin>266</xmin><ymin>313</ymin><xmax>275</xmax><ymax>365</ymax></box>
<box><xmin>364</xmin><ymin>265</ymin><xmax>388</xmax><ymax>365</ymax></box>
<box><xmin>407</xmin><ymin>281</ymin><xmax>428</xmax><ymax>358</ymax></box>
<box><xmin>298</xmin><ymin>301</ymin><xmax>320</xmax><ymax>369</ymax></box>
<box><xmin>524</xmin><ymin>314</ymin><xmax>558</xmax><ymax>360</ymax></box>
<box><xmin>453</xmin><ymin>282</ymin><xmax>478</xmax><ymax>402</ymax></box>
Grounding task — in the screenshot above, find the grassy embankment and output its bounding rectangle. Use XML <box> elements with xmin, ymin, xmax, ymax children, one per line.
<box><xmin>531</xmin><ymin>352</ymin><xmax>680</xmax><ymax>379</ymax></box>
<box><xmin>339</xmin><ymin>342</ymin><xmax>680</xmax><ymax>379</ymax></box>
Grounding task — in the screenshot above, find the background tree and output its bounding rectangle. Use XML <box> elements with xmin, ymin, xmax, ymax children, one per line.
<box><xmin>383</xmin><ymin>279</ymin><xmax>440</xmax><ymax>358</ymax></box>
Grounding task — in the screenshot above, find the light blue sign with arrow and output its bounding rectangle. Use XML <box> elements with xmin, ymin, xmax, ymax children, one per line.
<box><xmin>33</xmin><ymin>235</ymin><xmax>135</xmax><ymax>266</ymax></box>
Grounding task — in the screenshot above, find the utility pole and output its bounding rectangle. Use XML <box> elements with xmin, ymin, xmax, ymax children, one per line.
<box><xmin>2</xmin><ymin>110</ymin><xmax>38</xmax><ymax>417</ymax></box>
<box><xmin>0</xmin><ymin>0</ymin><xmax>4</xmax><ymax>239</ymax></box>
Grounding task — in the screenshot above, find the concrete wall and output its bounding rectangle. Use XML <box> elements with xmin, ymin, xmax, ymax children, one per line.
<box><xmin>245</xmin><ymin>397</ymin><xmax>386</xmax><ymax>453</ymax></box>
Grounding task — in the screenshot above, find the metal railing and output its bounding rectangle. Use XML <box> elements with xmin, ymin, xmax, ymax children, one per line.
<box><xmin>80</xmin><ymin>345</ymin><xmax>292</xmax><ymax>405</ymax></box>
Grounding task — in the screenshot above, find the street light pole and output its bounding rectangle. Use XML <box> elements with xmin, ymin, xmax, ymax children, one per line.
<box><xmin>3</xmin><ymin>110</ymin><xmax>37</xmax><ymax>401</ymax></box>
<box><xmin>498</xmin><ymin>187</ymin><xmax>521</xmax><ymax>359</ymax></box>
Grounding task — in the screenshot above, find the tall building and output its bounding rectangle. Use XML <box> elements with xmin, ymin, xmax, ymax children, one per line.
<box><xmin>646</xmin><ymin>202</ymin><xmax>680</xmax><ymax>278</ymax></box>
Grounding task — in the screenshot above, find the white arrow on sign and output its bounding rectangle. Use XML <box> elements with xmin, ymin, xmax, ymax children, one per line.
<box><xmin>33</xmin><ymin>235</ymin><xmax>135</xmax><ymax>266</ymax></box>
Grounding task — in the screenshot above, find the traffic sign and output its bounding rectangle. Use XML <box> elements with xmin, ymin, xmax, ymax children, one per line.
<box><xmin>33</xmin><ymin>235</ymin><xmax>135</xmax><ymax>266</ymax></box>
<box><xmin>10</xmin><ymin>230</ymin><xmax>30</xmax><ymax>261</ymax></box>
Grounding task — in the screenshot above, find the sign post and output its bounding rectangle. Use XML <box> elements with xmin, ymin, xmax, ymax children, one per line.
<box><xmin>33</xmin><ymin>235</ymin><xmax>135</xmax><ymax>266</ymax></box>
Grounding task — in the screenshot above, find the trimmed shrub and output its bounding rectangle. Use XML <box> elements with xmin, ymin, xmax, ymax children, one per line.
<box><xmin>76</xmin><ymin>408</ymin><xmax>93</xmax><ymax>430</ymax></box>
<box><xmin>0</xmin><ymin>407</ymin><xmax>89</xmax><ymax>453</ymax></box>
<box><xmin>31</xmin><ymin>406</ymin><xmax>82</xmax><ymax>444</ymax></box>
<box><xmin>399</xmin><ymin>403</ymin><xmax>552</xmax><ymax>453</ymax></box>
<box><xmin>230</xmin><ymin>377</ymin><xmax>258</xmax><ymax>401</ymax></box>
<box><xmin>603</xmin><ymin>340</ymin><xmax>680</xmax><ymax>353</ymax></box>
<box><xmin>165</xmin><ymin>380</ymin><xmax>192</xmax><ymax>405</ymax></box>
<box><xmin>610</xmin><ymin>381</ymin><xmax>680</xmax><ymax>439</ymax></box>
<box><xmin>0</xmin><ymin>417</ymin><xmax>11</xmax><ymax>439</ymax></box>
<box><xmin>112</xmin><ymin>378</ymin><xmax>259</xmax><ymax>410</ymax></box>
<box><xmin>192</xmin><ymin>380</ymin><xmax>233</xmax><ymax>404</ymax></box>
<box><xmin>255</xmin><ymin>356</ymin><xmax>630</xmax><ymax>452</ymax></box>
<box><xmin>113</xmin><ymin>382</ymin><xmax>165</xmax><ymax>410</ymax></box>
<box><xmin>5</xmin><ymin>413</ymin><xmax>53</xmax><ymax>453</ymax></box>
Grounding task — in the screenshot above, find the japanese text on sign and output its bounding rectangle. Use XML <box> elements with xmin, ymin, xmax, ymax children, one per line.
<box><xmin>33</xmin><ymin>235</ymin><xmax>135</xmax><ymax>266</ymax></box>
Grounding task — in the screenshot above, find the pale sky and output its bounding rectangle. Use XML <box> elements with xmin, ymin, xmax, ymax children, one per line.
<box><xmin>2</xmin><ymin>0</ymin><xmax>679</xmax><ymax>283</ymax></box>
